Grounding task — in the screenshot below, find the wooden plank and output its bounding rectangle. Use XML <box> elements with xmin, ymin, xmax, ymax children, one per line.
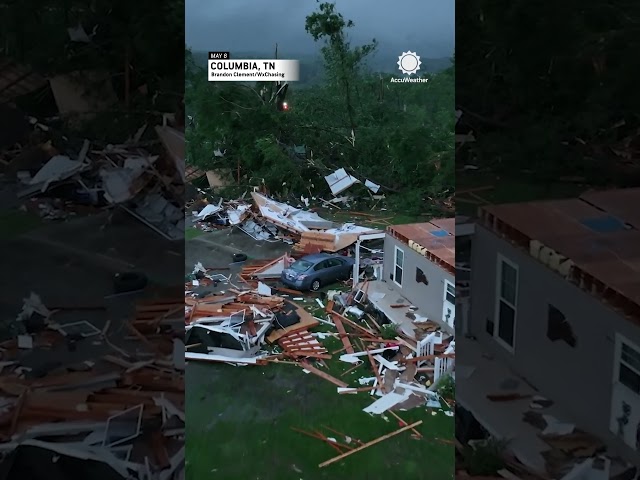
<box><xmin>318</xmin><ymin>421</ymin><xmax>423</xmax><ymax>467</ymax></box>
<box><xmin>9</xmin><ymin>390</ymin><xmax>27</xmax><ymax>436</ymax></box>
<box><xmin>151</xmin><ymin>429</ymin><xmax>171</xmax><ymax>469</ymax></box>
<box><xmin>26</xmin><ymin>392</ymin><xmax>90</xmax><ymax>409</ymax></box>
<box><xmin>246</xmin><ymin>254</ymin><xmax>288</xmax><ymax>277</ymax></box>
<box><xmin>394</xmin><ymin>336</ymin><xmax>417</xmax><ymax>350</ymax></box>
<box><xmin>283</xmin><ymin>346</ymin><xmax>327</xmax><ymax>354</ymax></box>
<box><xmin>331</xmin><ymin>314</ymin><xmax>355</xmax><ymax>354</ymax></box>
<box><xmin>286</xmin><ymin>352</ymin><xmax>332</xmax><ymax>360</ymax></box>
<box><xmin>247</xmin><ymin>320</ymin><xmax>257</xmax><ymax>336</ymax></box>
<box><xmin>152</xmin><ymin>305</ymin><xmax>184</xmax><ymax>328</ymax></box>
<box><xmin>340</xmin><ymin>363</ymin><xmax>361</xmax><ymax>377</ymax></box>
<box><xmin>127</xmin><ymin>323</ymin><xmax>163</xmax><ymax>356</ymax></box>
<box><xmin>281</xmin><ymin>341</ymin><xmax>324</xmax><ymax>350</ymax></box>
<box><xmin>366</xmin><ymin>349</ymin><xmax>385</xmax><ymax>393</ymax></box>
<box><xmin>285</xmin><ymin>348</ymin><xmax>331</xmax><ymax>358</ymax></box>
<box><xmin>387</xmin><ymin>410</ymin><xmax>422</xmax><ymax>438</ymax></box>
<box><xmin>272</xmin><ymin>286</ymin><xmax>307</xmax><ymax>296</ymax></box>
<box><xmin>283</xmin><ymin>345</ymin><xmax>326</xmax><ymax>353</ymax></box>
<box><xmin>365</xmin><ymin>313</ymin><xmax>382</xmax><ymax>332</ymax></box>
<box><xmin>28</xmin><ymin>371</ymin><xmax>103</xmax><ymax>388</ymax></box>
<box><xmin>279</xmin><ymin>331</ymin><xmax>314</xmax><ymax>342</ymax></box>
<box><xmin>330</xmin><ymin>310</ymin><xmax>375</xmax><ymax>337</ymax></box>
<box><xmin>338</xmin><ymin>386</ymin><xmax>375</xmax><ymax>394</ymax></box>
<box><xmin>282</xmin><ymin>348</ymin><xmax>328</xmax><ymax>357</ymax></box>
<box><xmin>325</xmin><ymin>300</ymin><xmax>335</xmax><ymax>313</ymax></box>
<box><xmin>314</xmin><ymin>430</ymin><xmax>354</xmax><ymax>450</ymax></box>
<box><xmin>279</xmin><ymin>331</ymin><xmax>324</xmax><ymax>347</ymax></box>
<box><xmin>280</xmin><ymin>335</ymin><xmax>317</xmax><ymax>344</ymax></box>
<box><xmin>299</xmin><ymin>361</ymin><xmax>348</xmax><ymax>388</ymax></box>
<box><xmin>291</xmin><ymin>427</ymin><xmax>344</xmax><ymax>454</ymax></box>
<box><xmin>321</xmin><ymin>425</ymin><xmax>365</xmax><ymax>446</ymax></box>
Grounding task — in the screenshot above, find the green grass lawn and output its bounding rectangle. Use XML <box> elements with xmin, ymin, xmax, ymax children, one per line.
<box><xmin>185</xmin><ymin>226</ymin><xmax>206</xmax><ymax>240</ymax></box>
<box><xmin>186</xmin><ymin>308</ymin><xmax>455</xmax><ymax>480</ymax></box>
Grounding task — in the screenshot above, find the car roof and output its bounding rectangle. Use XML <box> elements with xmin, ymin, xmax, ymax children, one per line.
<box><xmin>298</xmin><ymin>253</ymin><xmax>332</xmax><ymax>262</ymax></box>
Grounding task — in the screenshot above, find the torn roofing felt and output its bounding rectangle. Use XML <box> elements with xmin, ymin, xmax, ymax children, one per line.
<box><xmin>0</xmin><ymin>445</ymin><xmax>126</xmax><ymax>480</ymax></box>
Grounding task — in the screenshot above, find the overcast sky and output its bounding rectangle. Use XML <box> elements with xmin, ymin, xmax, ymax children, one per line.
<box><xmin>185</xmin><ymin>0</ymin><xmax>454</xmax><ymax>58</ymax></box>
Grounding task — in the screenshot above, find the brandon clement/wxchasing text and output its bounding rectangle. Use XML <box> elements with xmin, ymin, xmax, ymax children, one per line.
<box><xmin>209</xmin><ymin>61</ymin><xmax>285</xmax><ymax>79</ymax></box>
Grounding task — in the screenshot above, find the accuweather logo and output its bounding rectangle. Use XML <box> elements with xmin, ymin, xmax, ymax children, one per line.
<box><xmin>391</xmin><ymin>51</ymin><xmax>429</xmax><ymax>83</ymax></box>
<box><xmin>398</xmin><ymin>51</ymin><xmax>421</xmax><ymax>75</ymax></box>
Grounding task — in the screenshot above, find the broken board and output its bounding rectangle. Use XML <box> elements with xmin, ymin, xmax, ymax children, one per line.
<box><xmin>278</xmin><ymin>330</ymin><xmax>328</xmax><ymax>359</ymax></box>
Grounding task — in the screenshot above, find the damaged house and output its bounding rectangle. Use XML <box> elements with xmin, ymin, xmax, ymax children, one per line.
<box><xmin>361</xmin><ymin>220</ymin><xmax>456</xmax><ymax>336</ymax></box>
<box><xmin>459</xmin><ymin>188</ymin><xmax>640</xmax><ymax>476</ymax></box>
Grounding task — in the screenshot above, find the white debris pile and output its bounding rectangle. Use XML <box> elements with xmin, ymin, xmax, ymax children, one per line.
<box><xmin>16</xmin><ymin>127</ymin><xmax>185</xmax><ymax>241</ymax></box>
<box><xmin>189</xmin><ymin>190</ymin><xmax>382</xmax><ymax>252</ymax></box>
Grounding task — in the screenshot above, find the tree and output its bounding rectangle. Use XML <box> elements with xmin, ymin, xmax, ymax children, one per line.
<box><xmin>456</xmin><ymin>0</ymin><xmax>640</xmax><ymax>184</ymax></box>
<box><xmin>1</xmin><ymin>0</ymin><xmax>184</xmax><ymax>104</ymax></box>
<box><xmin>305</xmin><ymin>2</ymin><xmax>377</xmax><ymax>131</ymax></box>
<box><xmin>186</xmin><ymin>3</ymin><xmax>454</xmax><ymax>215</ymax></box>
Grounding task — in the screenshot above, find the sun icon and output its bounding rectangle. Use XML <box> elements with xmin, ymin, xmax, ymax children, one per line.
<box><xmin>397</xmin><ymin>51</ymin><xmax>422</xmax><ymax>75</ymax></box>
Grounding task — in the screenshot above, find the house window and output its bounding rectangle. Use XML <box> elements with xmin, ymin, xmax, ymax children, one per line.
<box><xmin>445</xmin><ymin>282</ymin><xmax>455</xmax><ymax>304</ymax></box>
<box><xmin>547</xmin><ymin>304</ymin><xmax>576</xmax><ymax>347</ymax></box>
<box><xmin>393</xmin><ymin>246</ymin><xmax>404</xmax><ymax>287</ymax></box>
<box><xmin>618</xmin><ymin>339</ymin><xmax>640</xmax><ymax>395</ymax></box>
<box><xmin>416</xmin><ymin>267</ymin><xmax>428</xmax><ymax>285</ymax></box>
<box><xmin>495</xmin><ymin>254</ymin><xmax>518</xmax><ymax>350</ymax></box>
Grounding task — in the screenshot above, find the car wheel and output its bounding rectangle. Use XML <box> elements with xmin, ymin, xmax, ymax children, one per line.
<box><xmin>232</xmin><ymin>253</ymin><xmax>248</xmax><ymax>263</ymax></box>
<box><xmin>311</xmin><ymin>279</ymin><xmax>321</xmax><ymax>291</ymax></box>
<box><xmin>113</xmin><ymin>272</ymin><xmax>148</xmax><ymax>293</ymax></box>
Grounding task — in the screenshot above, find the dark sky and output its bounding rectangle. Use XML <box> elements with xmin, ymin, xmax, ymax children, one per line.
<box><xmin>185</xmin><ymin>0</ymin><xmax>454</xmax><ymax>58</ymax></box>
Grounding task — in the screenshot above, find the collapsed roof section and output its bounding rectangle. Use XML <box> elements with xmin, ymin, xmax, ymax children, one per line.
<box><xmin>251</xmin><ymin>192</ymin><xmax>381</xmax><ymax>252</ymax></box>
<box><xmin>478</xmin><ymin>188</ymin><xmax>640</xmax><ymax>321</ymax></box>
<box><xmin>387</xmin><ymin>218</ymin><xmax>456</xmax><ymax>274</ymax></box>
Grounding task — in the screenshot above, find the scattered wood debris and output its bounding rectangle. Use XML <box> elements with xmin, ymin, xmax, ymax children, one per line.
<box><xmin>0</xmin><ymin>292</ymin><xmax>185</xmax><ymax>478</ymax></box>
<box><xmin>317</xmin><ymin>420</ymin><xmax>423</xmax><ymax>467</ymax></box>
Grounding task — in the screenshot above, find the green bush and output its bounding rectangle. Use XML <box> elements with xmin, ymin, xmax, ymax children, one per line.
<box><xmin>436</xmin><ymin>373</ymin><xmax>455</xmax><ymax>399</ymax></box>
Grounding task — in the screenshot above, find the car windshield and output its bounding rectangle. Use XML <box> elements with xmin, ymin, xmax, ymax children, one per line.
<box><xmin>290</xmin><ymin>260</ymin><xmax>313</xmax><ymax>272</ymax></box>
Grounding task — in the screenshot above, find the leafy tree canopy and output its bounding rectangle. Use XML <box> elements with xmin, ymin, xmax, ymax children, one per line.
<box><xmin>457</xmin><ymin>0</ymin><xmax>640</xmax><ymax>185</ymax></box>
<box><xmin>186</xmin><ymin>2</ymin><xmax>454</xmax><ymax>215</ymax></box>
